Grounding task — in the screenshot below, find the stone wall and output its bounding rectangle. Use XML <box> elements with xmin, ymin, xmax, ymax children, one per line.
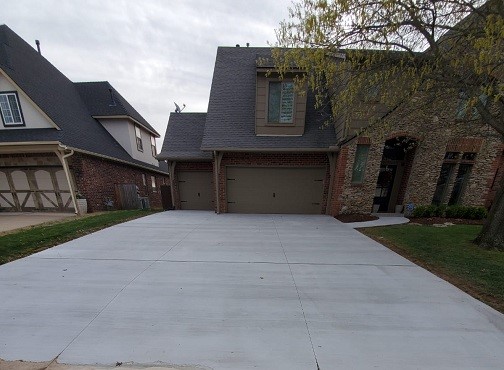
<box><xmin>333</xmin><ymin>94</ymin><xmax>503</xmax><ymax>214</ymax></box>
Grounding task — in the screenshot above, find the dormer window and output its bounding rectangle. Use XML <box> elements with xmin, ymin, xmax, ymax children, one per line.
<box><xmin>135</xmin><ymin>125</ymin><xmax>143</xmax><ymax>151</ymax></box>
<box><xmin>0</xmin><ymin>92</ymin><xmax>24</xmax><ymax>127</ymax></box>
<box><xmin>150</xmin><ymin>135</ymin><xmax>157</xmax><ymax>157</ymax></box>
<box><xmin>268</xmin><ymin>81</ymin><xmax>294</xmax><ymax>124</ymax></box>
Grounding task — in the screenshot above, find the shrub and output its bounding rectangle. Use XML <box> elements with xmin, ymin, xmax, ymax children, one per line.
<box><xmin>412</xmin><ymin>205</ymin><xmax>428</xmax><ymax>218</ymax></box>
<box><xmin>445</xmin><ymin>205</ymin><xmax>467</xmax><ymax>219</ymax></box>
<box><xmin>464</xmin><ymin>207</ymin><xmax>488</xmax><ymax>220</ymax></box>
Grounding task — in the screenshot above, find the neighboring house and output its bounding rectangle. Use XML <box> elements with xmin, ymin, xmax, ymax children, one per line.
<box><xmin>158</xmin><ymin>45</ymin><xmax>503</xmax><ymax>215</ymax></box>
<box><xmin>0</xmin><ymin>25</ymin><xmax>168</xmax><ymax>213</ymax></box>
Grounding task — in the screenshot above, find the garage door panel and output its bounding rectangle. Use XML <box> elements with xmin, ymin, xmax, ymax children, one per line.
<box><xmin>178</xmin><ymin>171</ymin><xmax>214</xmax><ymax>210</ymax></box>
<box><xmin>226</xmin><ymin>167</ymin><xmax>325</xmax><ymax>214</ymax></box>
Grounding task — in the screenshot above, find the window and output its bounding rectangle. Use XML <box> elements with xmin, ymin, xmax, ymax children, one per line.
<box><xmin>0</xmin><ymin>92</ymin><xmax>24</xmax><ymax>126</ymax></box>
<box><xmin>351</xmin><ymin>145</ymin><xmax>370</xmax><ymax>183</ymax></box>
<box><xmin>151</xmin><ymin>175</ymin><xmax>156</xmax><ymax>191</ymax></box>
<box><xmin>150</xmin><ymin>136</ymin><xmax>157</xmax><ymax>157</ymax></box>
<box><xmin>268</xmin><ymin>81</ymin><xmax>294</xmax><ymax>123</ymax></box>
<box><xmin>432</xmin><ymin>163</ymin><xmax>455</xmax><ymax>205</ymax></box>
<box><xmin>135</xmin><ymin>125</ymin><xmax>143</xmax><ymax>151</ymax></box>
<box><xmin>456</xmin><ymin>93</ymin><xmax>488</xmax><ymax>120</ymax></box>
<box><xmin>142</xmin><ymin>173</ymin><xmax>146</xmax><ymax>186</ymax></box>
<box><xmin>432</xmin><ymin>152</ymin><xmax>477</xmax><ymax>205</ymax></box>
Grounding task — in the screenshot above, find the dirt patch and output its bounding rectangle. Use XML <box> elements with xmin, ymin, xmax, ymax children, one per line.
<box><xmin>408</xmin><ymin>217</ymin><xmax>485</xmax><ymax>225</ymax></box>
<box><xmin>335</xmin><ymin>213</ymin><xmax>379</xmax><ymax>223</ymax></box>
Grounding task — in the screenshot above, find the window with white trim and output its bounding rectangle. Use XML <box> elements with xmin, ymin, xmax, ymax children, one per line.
<box><xmin>151</xmin><ymin>175</ymin><xmax>157</xmax><ymax>191</ymax></box>
<box><xmin>135</xmin><ymin>125</ymin><xmax>143</xmax><ymax>151</ymax></box>
<box><xmin>150</xmin><ymin>135</ymin><xmax>157</xmax><ymax>157</ymax></box>
<box><xmin>0</xmin><ymin>92</ymin><xmax>24</xmax><ymax>126</ymax></box>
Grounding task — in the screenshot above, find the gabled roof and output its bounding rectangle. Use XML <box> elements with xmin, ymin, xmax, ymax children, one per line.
<box><xmin>0</xmin><ymin>24</ymin><xmax>165</xmax><ymax>173</ymax></box>
<box><xmin>158</xmin><ymin>112</ymin><xmax>212</xmax><ymax>161</ymax></box>
<box><xmin>201</xmin><ymin>47</ymin><xmax>337</xmax><ymax>151</ymax></box>
<box><xmin>74</xmin><ymin>81</ymin><xmax>159</xmax><ymax>137</ymax></box>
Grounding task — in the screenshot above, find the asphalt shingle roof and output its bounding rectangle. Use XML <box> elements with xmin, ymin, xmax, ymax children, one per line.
<box><xmin>201</xmin><ymin>47</ymin><xmax>337</xmax><ymax>150</ymax></box>
<box><xmin>0</xmin><ymin>25</ymin><xmax>165</xmax><ymax>173</ymax></box>
<box><xmin>158</xmin><ymin>112</ymin><xmax>212</xmax><ymax>161</ymax></box>
<box><xmin>74</xmin><ymin>81</ymin><xmax>159</xmax><ymax>136</ymax></box>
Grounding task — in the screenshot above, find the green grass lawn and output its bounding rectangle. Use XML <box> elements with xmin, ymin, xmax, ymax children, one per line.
<box><xmin>0</xmin><ymin>210</ymin><xmax>158</xmax><ymax>265</ymax></box>
<box><xmin>360</xmin><ymin>224</ymin><xmax>504</xmax><ymax>313</ymax></box>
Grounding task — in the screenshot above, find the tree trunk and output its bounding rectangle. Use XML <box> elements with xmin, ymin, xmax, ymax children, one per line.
<box><xmin>476</xmin><ymin>174</ymin><xmax>504</xmax><ymax>251</ymax></box>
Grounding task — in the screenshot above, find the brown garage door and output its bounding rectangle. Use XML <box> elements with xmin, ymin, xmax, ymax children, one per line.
<box><xmin>226</xmin><ymin>167</ymin><xmax>325</xmax><ymax>214</ymax></box>
<box><xmin>178</xmin><ymin>171</ymin><xmax>214</xmax><ymax>210</ymax></box>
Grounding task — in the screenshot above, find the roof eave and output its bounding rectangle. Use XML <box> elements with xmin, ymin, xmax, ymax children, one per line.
<box><xmin>92</xmin><ymin>115</ymin><xmax>160</xmax><ymax>137</ymax></box>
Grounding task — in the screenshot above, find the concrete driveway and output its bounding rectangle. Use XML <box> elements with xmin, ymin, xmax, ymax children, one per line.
<box><xmin>1</xmin><ymin>211</ymin><xmax>503</xmax><ymax>369</ymax></box>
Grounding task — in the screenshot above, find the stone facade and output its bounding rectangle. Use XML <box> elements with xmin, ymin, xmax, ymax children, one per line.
<box><xmin>70</xmin><ymin>153</ymin><xmax>168</xmax><ymax>212</ymax></box>
<box><xmin>332</xmin><ymin>95</ymin><xmax>503</xmax><ymax>214</ymax></box>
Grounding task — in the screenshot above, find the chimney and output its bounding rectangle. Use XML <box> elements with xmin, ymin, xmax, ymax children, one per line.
<box><xmin>35</xmin><ymin>40</ymin><xmax>41</xmax><ymax>54</ymax></box>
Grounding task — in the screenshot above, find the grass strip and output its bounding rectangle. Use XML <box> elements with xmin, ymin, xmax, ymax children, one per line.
<box><xmin>0</xmin><ymin>210</ymin><xmax>158</xmax><ymax>265</ymax></box>
<box><xmin>360</xmin><ymin>224</ymin><xmax>504</xmax><ymax>313</ymax></box>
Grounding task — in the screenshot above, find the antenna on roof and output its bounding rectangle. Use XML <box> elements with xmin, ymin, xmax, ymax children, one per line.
<box><xmin>174</xmin><ymin>102</ymin><xmax>186</xmax><ymax>113</ymax></box>
<box><xmin>108</xmin><ymin>88</ymin><xmax>116</xmax><ymax>106</ymax></box>
<box><xmin>35</xmin><ymin>40</ymin><xmax>41</xmax><ymax>54</ymax></box>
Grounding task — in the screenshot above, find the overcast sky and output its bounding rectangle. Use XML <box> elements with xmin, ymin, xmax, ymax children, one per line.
<box><xmin>2</xmin><ymin>0</ymin><xmax>292</xmax><ymax>144</ymax></box>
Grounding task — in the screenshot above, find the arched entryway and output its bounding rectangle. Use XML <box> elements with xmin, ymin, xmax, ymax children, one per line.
<box><xmin>374</xmin><ymin>136</ymin><xmax>418</xmax><ymax>213</ymax></box>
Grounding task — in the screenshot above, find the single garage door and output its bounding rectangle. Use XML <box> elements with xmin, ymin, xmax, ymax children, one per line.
<box><xmin>226</xmin><ymin>167</ymin><xmax>325</xmax><ymax>214</ymax></box>
<box><xmin>178</xmin><ymin>171</ymin><xmax>214</xmax><ymax>210</ymax></box>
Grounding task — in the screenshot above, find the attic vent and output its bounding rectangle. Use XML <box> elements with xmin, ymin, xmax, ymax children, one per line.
<box><xmin>108</xmin><ymin>88</ymin><xmax>116</xmax><ymax>106</ymax></box>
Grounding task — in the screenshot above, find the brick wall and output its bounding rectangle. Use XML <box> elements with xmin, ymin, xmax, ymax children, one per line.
<box><xmin>70</xmin><ymin>153</ymin><xmax>169</xmax><ymax>212</ymax></box>
<box><xmin>170</xmin><ymin>161</ymin><xmax>214</xmax><ymax>210</ymax></box>
<box><xmin>332</xmin><ymin>94</ymin><xmax>503</xmax><ymax>215</ymax></box>
<box><xmin>216</xmin><ymin>152</ymin><xmax>330</xmax><ymax>213</ymax></box>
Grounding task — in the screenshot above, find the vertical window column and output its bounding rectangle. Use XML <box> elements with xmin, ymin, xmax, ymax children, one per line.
<box><xmin>351</xmin><ymin>145</ymin><xmax>370</xmax><ymax>183</ymax></box>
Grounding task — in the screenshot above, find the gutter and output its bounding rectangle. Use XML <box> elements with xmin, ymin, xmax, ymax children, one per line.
<box><xmin>56</xmin><ymin>144</ymin><xmax>79</xmax><ymax>215</ymax></box>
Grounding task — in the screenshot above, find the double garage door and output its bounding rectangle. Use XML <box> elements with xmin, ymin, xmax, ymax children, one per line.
<box><xmin>227</xmin><ymin>167</ymin><xmax>325</xmax><ymax>214</ymax></box>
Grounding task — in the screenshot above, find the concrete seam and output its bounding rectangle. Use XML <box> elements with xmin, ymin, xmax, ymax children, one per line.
<box><xmin>273</xmin><ymin>218</ymin><xmax>320</xmax><ymax>370</ymax></box>
<box><xmin>55</xmin><ymin>223</ymin><xmax>202</xmax><ymax>359</ymax></box>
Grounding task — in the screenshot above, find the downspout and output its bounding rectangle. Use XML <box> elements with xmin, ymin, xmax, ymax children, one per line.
<box><xmin>168</xmin><ymin>161</ymin><xmax>176</xmax><ymax>209</ymax></box>
<box><xmin>325</xmin><ymin>152</ymin><xmax>337</xmax><ymax>215</ymax></box>
<box><xmin>213</xmin><ymin>151</ymin><xmax>223</xmax><ymax>214</ymax></box>
<box><xmin>56</xmin><ymin>145</ymin><xmax>79</xmax><ymax>215</ymax></box>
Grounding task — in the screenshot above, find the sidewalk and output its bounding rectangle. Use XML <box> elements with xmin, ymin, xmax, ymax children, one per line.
<box><xmin>0</xmin><ymin>212</ymin><xmax>76</xmax><ymax>233</ymax></box>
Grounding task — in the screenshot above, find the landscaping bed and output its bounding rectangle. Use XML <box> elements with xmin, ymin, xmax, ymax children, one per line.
<box><xmin>408</xmin><ymin>217</ymin><xmax>485</xmax><ymax>225</ymax></box>
<box><xmin>336</xmin><ymin>213</ymin><xmax>379</xmax><ymax>223</ymax></box>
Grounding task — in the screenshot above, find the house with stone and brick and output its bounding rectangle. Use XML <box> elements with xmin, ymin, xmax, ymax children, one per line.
<box><xmin>158</xmin><ymin>45</ymin><xmax>503</xmax><ymax>216</ymax></box>
<box><xmin>0</xmin><ymin>25</ymin><xmax>168</xmax><ymax>213</ymax></box>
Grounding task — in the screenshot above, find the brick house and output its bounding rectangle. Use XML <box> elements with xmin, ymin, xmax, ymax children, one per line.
<box><xmin>0</xmin><ymin>25</ymin><xmax>168</xmax><ymax>213</ymax></box>
<box><xmin>158</xmin><ymin>45</ymin><xmax>502</xmax><ymax>216</ymax></box>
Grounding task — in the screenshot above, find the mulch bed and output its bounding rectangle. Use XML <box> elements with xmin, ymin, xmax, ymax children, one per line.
<box><xmin>336</xmin><ymin>214</ymin><xmax>379</xmax><ymax>223</ymax></box>
<box><xmin>407</xmin><ymin>217</ymin><xmax>485</xmax><ymax>225</ymax></box>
